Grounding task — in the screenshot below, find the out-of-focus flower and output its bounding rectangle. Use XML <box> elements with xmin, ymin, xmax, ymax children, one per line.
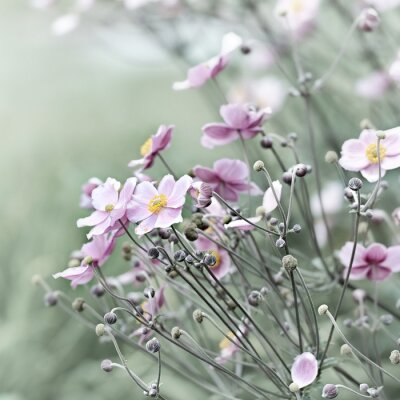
<box><xmin>215</xmin><ymin>323</ymin><xmax>249</xmax><ymax>364</ymax></box>
<box><xmin>355</xmin><ymin>71</ymin><xmax>391</xmax><ymax>100</ymax></box>
<box><xmin>339</xmin><ymin>128</ymin><xmax>400</xmax><ymax>182</ymax></box>
<box><xmin>127</xmin><ymin>174</ymin><xmax>192</xmax><ymax>235</ymax></box>
<box><xmin>225</xmin><ymin>180</ymin><xmax>282</xmax><ymax>230</ymax></box>
<box><xmin>244</xmin><ymin>40</ymin><xmax>276</xmax><ymax>70</ymax></box>
<box><xmin>173</xmin><ymin>32</ymin><xmax>242</xmax><ymax>90</ymax></box>
<box><xmin>128</xmin><ymin>125</ymin><xmax>173</xmax><ymax>170</ymax></box>
<box><xmin>31</xmin><ymin>0</ymin><xmax>55</xmax><ymax>8</ymax></box>
<box><xmin>53</xmin><ymin>234</ymin><xmax>116</xmax><ymax>287</ymax></box>
<box><xmin>194</xmin><ymin>159</ymin><xmax>262</xmax><ymax>202</ymax></box>
<box><xmin>392</xmin><ymin>207</ymin><xmax>400</xmax><ymax>225</ymax></box>
<box><xmin>363</xmin><ymin>0</ymin><xmax>400</xmax><ymax>12</ymax></box>
<box><xmin>358</xmin><ymin>8</ymin><xmax>380</xmax><ymax>32</ymax></box>
<box><xmin>80</xmin><ymin>177</ymin><xmax>103</xmax><ymax>209</ymax></box>
<box><xmin>274</xmin><ymin>0</ymin><xmax>320</xmax><ymax>34</ymax></box>
<box><xmin>77</xmin><ymin>177</ymin><xmax>137</xmax><ymax>238</ymax></box>
<box><xmin>228</xmin><ymin>77</ymin><xmax>287</xmax><ymax>114</ymax></box>
<box><xmin>338</xmin><ymin>242</ymin><xmax>400</xmax><ymax>281</ymax></box>
<box><xmin>202</xmin><ymin>104</ymin><xmax>268</xmax><ymax>148</ymax></box>
<box><xmin>196</xmin><ymin>236</ymin><xmax>231</xmax><ymax>279</ymax></box>
<box><xmin>124</xmin><ymin>0</ymin><xmax>179</xmax><ymax>10</ymax></box>
<box><xmin>189</xmin><ymin>181</ymin><xmax>213</xmax><ymax>208</ymax></box>
<box><xmin>389</xmin><ymin>53</ymin><xmax>400</xmax><ymax>82</ymax></box>
<box><xmin>291</xmin><ymin>352</ymin><xmax>318</xmax><ymax>388</ymax></box>
<box><xmin>52</xmin><ymin>14</ymin><xmax>79</xmax><ymax>36</ymax></box>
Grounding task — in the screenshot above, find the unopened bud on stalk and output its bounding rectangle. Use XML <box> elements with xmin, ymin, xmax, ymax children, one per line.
<box><xmin>193</xmin><ymin>309</ymin><xmax>204</xmax><ymax>323</ymax></box>
<box><xmin>389</xmin><ymin>349</ymin><xmax>400</xmax><ymax>364</ymax></box>
<box><xmin>359</xmin><ymin>383</ymin><xmax>369</xmax><ymax>393</ymax></box>
<box><xmin>72</xmin><ymin>297</ymin><xmax>85</xmax><ymax>312</ymax></box>
<box><xmin>289</xmin><ymin>382</ymin><xmax>299</xmax><ymax>393</ymax></box>
<box><xmin>358</xmin><ymin>8</ymin><xmax>380</xmax><ymax>32</ymax></box>
<box><xmin>367</xmin><ymin>387</ymin><xmax>383</xmax><ymax>398</ymax></box>
<box><xmin>275</xmin><ymin>237</ymin><xmax>286</xmax><ymax>248</ymax></box>
<box><xmin>171</xmin><ymin>326</ymin><xmax>182</xmax><ymax>339</ymax></box>
<box><xmin>380</xmin><ymin>314</ymin><xmax>394</xmax><ymax>325</ymax></box>
<box><xmin>253</xmin><ymin>160</ymin><xmax>265</xmax><ymax>172</ymax></box>
<box><xmin>174</xmin><ymin>250</ymin><xmax>186</xmax><ymax>262</ymax></box>
<box><xmin>260</xmin><ymin>136</ymin><xmax>273</xmax><ymax>149</ymax></box>
<box><xmin>282</xmin><ymin>255</ymin><xmax>298</xmax><ymax>272</ymax></box>
<box><xmin>104</xmin><ymin>312</ymin><xmax>118</xmax><ymax>325</ymax></box>
<box><xmin>325</xmin><ymin>150</ymin><xmax>339</xmax><ymax>164</ymax></box>
<box><xmin>91</xmin><ymin>284</ymin><xmax>105</xmax><ymax>297</ymax></box>
<box><xmin>44</xmin><ymin>292</ymin><xmax>58</xmax><ymax>307</ymax></box>
<box><xmin>95</xmin><ymin>323</ymin><xmax>105</xmax><ymax>337</ymax></box>
<box><xmin>322</xmin><ymin>384</ymin><xmax>339</xmax><ymax>398</ymax></box>
<box><xmin>295</xmin><ymin>164</ymin><xmax>308</xmax><ymax>177</ymax></box>
<box><xmin>248</xmin><ymin>290</ymin><xmax>261</xmax><ymax>306</ymax></box>
<box><xmin>147</xmin><ymin>247</ymin><xmax>159</xmax><ymax>259</ymax></box>
<box><xmin>292</xmin><ymin>224</ymin><xmax>301</xmax><ymax>233</ymax></box>
<box><xmin>146</xmin><ymin>338</ymin><xmax>161</xmax><ymax>353</ymax></box>
<box><xmin>101</xmin><ymin>359</ymin><xmax>113</xmax><ymax>372</ymax></box>
<box><xmin>348</xmin><ymin>177</ymin><xmax>363</xmax><ymax>191</ymax></box>
<box><xmin>376</xmin><ymin>130</ymin><xmax>386</xmax><ymax>140</ymax></box>
<box><xmin>318</xmin><ymin>304</ymin><xmax>329</xmax><ymax>315</ymax></box>
<box><xmin>184</xmin><ymin>227</ymin><xmax>198</xmax><ymax>241</ymax></box>
<box><xmin>340</xmin><ymin>344</ymin><xmax>352</xmax><ymax>356</ymax></box>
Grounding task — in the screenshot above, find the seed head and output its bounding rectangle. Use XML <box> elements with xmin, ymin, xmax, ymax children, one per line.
<box><xmin>389</xmin><ymin>349</ymin><xmax>400</xmax><ymax>364</ymax></box>
<box><xmin>282</xmin><ymin>255</ymin><xmax>298</xmax><ymax>272</ymax></box>
<box><xmin>318</xmin><ymin>304</ymin><xmax>329</xmax><ymax>315</ymax></box>
<box><xmin>171</xmin><ymin>326</ymin><xmax>182</xmax><ymax>339</ymax></box>
<box><xmin>193</xmin><ymin>309</ymin><xmax>204</xmax><ymax>323</ymax></box>
<box><xmin>253</xmin><ymin>160</ymin><xmax>265</xmax><ymax>172</ymax></box>
<box><xmin>95</xmin><ymin>323</ymin><xmax>105</xmax><ymax>337</ymax></box>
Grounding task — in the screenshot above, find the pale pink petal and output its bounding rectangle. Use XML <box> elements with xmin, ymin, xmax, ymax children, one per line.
<box><xmin>87</xmin><ymin>217</ymin><xmax>112</xmax><ymax>239</ymax></box>
<box><xmin>210</xmin><ymin>249</ymin><xmax>231</xmax><ymax>279</ymax></box>
<box><xmin>346</xmin><ymin>265</ymin><xmax>370</xmax><ymax>280</ymax></box>
<box><xmin>91</xmin><ymin>178</ymin><xmax>120</xmax><ymax>211</ymax></box>
<box><xmin>220</xmin><ymin>32</ymin><xmax>243</xmax><ymax>56</ymax></box>
<box><xmin>156</xmin><ymin>207</ymin><xmax>183</xmax><ymax>228</ymax></box>
<box><xmin>225</xmin><ymin>216</ymin><xmax>261</xmax><ymax>231</ymax></box>
<box><xmin>262</xmin><ymin>180</ymin><xmax>282</xmax><ymax>214</ymax></box>
<box><xmin>118</xmin><ymin>177</ymin><xmax>137</xmax><ymax>206</ymax></box>
<box><xmin>135</xmin><ymin>213</ymin><xmax>158</xmax><ymax>235</ymax></box>
<box><xmin>338</xmin><ymin>242</ymin><xmax>367</xmax><ymax>268</ymax></box>
<box><xmin>359</xmin><ymin>129</ymin><xmax>378</xmax><ymax>144</ymax></box>
<box><xmin>382</xmin><ymin>127</ymin><xmax>400</xmax><ymax>155</ymax></box>
<box><xmin>53</xmin><ymin>265</ymin><xmax>94</xmax><ymax>288</ymax></box>
<box><xmin>127</xmin><ymin>202</ymin><xmax>152</xmax><ymax>223</ymax></box>
<box><xmin>339</xmin><ymin>155</ymin><xmax>370</xmax><ymax>171</ymax></box>
<box><xmin>77</xmin><ymin>210</ymin><xmax>107</xmax><ymax>228</ymax></box>
<box><xmin>158</xmin><ymin>174</ymin><xmax>176</xmax><ymax>198</ymax></box>
<box><xmin>381</xmin><ymin>154</ymin><xmax>400</xmax><ymax>170</ymax></box>
<box><xmin>380</xmin><ymin>245</ymin><xmax>400</xmax><ymax>272</ymax></box>
<box><xmin>167</xmin><ymin>175</ymin><xmax>193</xmax><ymax>208</ymax></box>
<box><xmin>361</xmin><ymin>163</ymin><xmax>384</xmax><ymax>183</ymax></box>
<box><xmin>187</xmin><ymin>64</ymin><xmax>212</xmax><ymax>87</ymax></box>
<box><xmin>133</xmin><ymin>181</ymin><xmax>159</xmax><ymax>205</ymax></box>
<box><xmin>341</xmin><ymin>139</ymin><xmax>367</xmax><ymax>155</ymax></box>
<box><xmin>220</xmin><ymin>104</ymin><xmax>250</xmax><ymax>129</ymax></box>
<box><xmin>291</xmin><ymin>352</ymin><xmax>318</xmax><ymax>388</ymax></box>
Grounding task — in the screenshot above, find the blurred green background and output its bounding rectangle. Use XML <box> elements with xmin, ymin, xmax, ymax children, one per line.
<box><xmin>1</xmin><ymin>1</ymin><xmax>399</xmax><ymax>399</ymax></box>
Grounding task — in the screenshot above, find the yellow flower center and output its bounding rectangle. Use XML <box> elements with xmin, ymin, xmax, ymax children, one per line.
<box><xmin>209</xmin><ymin>250</ymin><xmax>221</xmax><ymax>269</ymax></box>
<box><xmin>140</xmin><ymin>138</ymin><xmax>153</xmax><ymax>157</ymax></box>
<box><xmin>148</xmin><ymin>194</ymin><xmax>168</xmax><ymax>214</ymax></box>
<box><xmin>289</xmin><ymin>0</ymin><xmax>305</xmax><ymax>13</ymax></box>
<box><xmin>365</xmin><ymin>143</ymin><xmax>386</xmax><ymax>164</ymax></box>
<box><xmin>219</xmin><ymin>332</ymin><xmax>235</xmax><ymax>350</ymax></box>
<box><xmin>105</xmin><ymin>204</ymin><xmax>115</xmax><ymax>212</ymax></box>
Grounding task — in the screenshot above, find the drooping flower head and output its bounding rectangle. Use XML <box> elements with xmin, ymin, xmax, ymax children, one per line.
<box><xmin>290</xmin><ymin>352</ymin><xmax>318</xmax><ymax>388</ymax></box>
<box><xmin>128</xmin><ymin>125</ymin><xmax>173</xmax><ymax>170</ymax></box>
<box><xmin>173</xmin><ymin>32</ymin><xmax>242</xmax><ymax>90</ymax></box>
<box><xmin>189</xmin><ymin>181</ymin><xmax>213</xmax><ymax>208</ymax></box>
<box><xmin>53</xmin><ymin>234</ymin><xmax>116</xmax><ymax>288</ymax></box>
<box><xmin>77</xmin><ymin>177</ymin><xmax>137</xmax><ymax>238</ymax></box>
<box><xmin>338</xmin><ymin>242</ymin><xmax>400</xmax><ymax>281</ymax></box>
<box><xmin>339</xmin><ymin>128</ymin><xmax>400</xmax><ymax>182</ymax></box>
<box><xmin>127</xmin><ymin>174</ymin><xmax>193</xmax><ymax>235</ymax></box>
<box><xmin>196</xmin><ymin>235</ymin><xmax>232</xmax><ymax>279</ymax></box>
<box><xmin>225</xmin><ymin>180</ymin><xmax>282</xmax><ymax>230</ymax></box>
<box><xmin>80</xmin><ymin>177</ymin><xmax>103</xmax><ymax>209</ymax></box>
<box><xmin>193</xmin><ymin>159</ymin><xmax>262</xmax><ymax>202</ymax></box>
<box><xmin>202</xmin><ymin>103</ymin><xmax>269</xmax><ymax>148</ymax></box>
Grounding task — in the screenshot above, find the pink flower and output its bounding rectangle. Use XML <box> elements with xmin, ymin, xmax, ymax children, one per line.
<box><xmin>80</xmin><ymin>177</ymin><xmax>103</xmax><ymax>209</ymax></box>
<box><xmin>291</xmin><ymin>352</ymin><xmax>318</xmax><ymax>388</ymax></box>
<box><xmin>173</xmin><ymin>32</ymin><xmax>242</xmax><ymax>90</ymax></box>
<box><xmin>77</xmin><ymin>177</ymin><xmax>137</xmax><ymax>238</ymax></box>
<box><xmin>225</xmin><ymin>180</ymin><xmax>282</xmax><ymax>230</ymax></box>
<box><xmin>128</xmin><ymin>125</ymin><xmax>173</xmax><ymax>170</ymax></box>
<box><xmin>338</xmin><ymin>242</ymin><xmax>400</xmax><ymax>281</ymax></box>
<box><xmin>339</xmin><ymin>128</ymin><xmax>400</xmax><ymax>182</ymax></box>
<box><xmin>196</xmin><ymin>236</ymin><xmax>232</xmax><ymax>279</ymax></box>
<box><xmin>215</xmin><ymin>323</ymin><xmax>249</xmax><ymax>364</ymax></box>
<box><xmin>355</xmin><ymin>71</ymin><xmax>391</xmax><ymax>100</ymax></box>
<box><xmin>127</xmin><ymin>174</ymin><xmax>193</xmax><ymax>235</ymax></box>
<box><xmin>201</xmin><ymin>104</ymin><xmax>269</xmax><ymax>148</ymax></box>
<box><xmin>193</xmin><ymin>159</ymin><xmax>262</xmax><ymax>202</ymax></box>
<box><xmin>189</xmin><ymin>181</ymin><xmax>213</xmax><ymax>208</ymax></box>
<box><xmin>53</xmin><ymin>234</ymin><xmax>116</xmax><ymax>288</ymax></box>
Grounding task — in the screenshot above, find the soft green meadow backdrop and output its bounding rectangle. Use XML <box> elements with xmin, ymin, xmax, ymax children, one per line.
<box><xmin>2</xmin><ymin>1</ymin><xmax>399</xmax><ymax>399</ymax></box>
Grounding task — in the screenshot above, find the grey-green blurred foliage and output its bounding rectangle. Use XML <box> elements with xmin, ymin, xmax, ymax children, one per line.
<box><xmin>2</xmin><ymin>1</ymin><xmax>400</xmax><ymax>399</ymax></box>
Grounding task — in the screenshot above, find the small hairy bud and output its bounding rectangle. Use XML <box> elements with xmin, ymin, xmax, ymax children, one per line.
<box><xmin>31</xmin><ymin>274</ymin><xmax>42</xmax><ymax>285</ymax></box>
<box><xmin>144</xmin><ymin>287</ymin><xmax>155</xmax><ymax>299</ymax></box>
<box><xmin>325</xmin><ymin>150</ymin><xmax>339</xmax><ymax>164</ymax></box>
<box><xmin>146</xmin><ymin>338</ymin><xmax>161</xmax><ymax>353</ymax></box>
<box><xmin>380</xmin><ymin>314</ymin><xmax>394</xmax><ymax>325</ymax></box>
<box><xmin>147</xmin><ymin>247</ymin><xmax>159</xmax><ymax>259</ymax></box>
<box><xmin>204</xmin><ymin>253</ymin><xmax>217</xmax><ymax>266</ymax></box>
<box><xmin>68</xmin><ymin>258</ymin><xmax>81</xmax><ymax>268</ymax></box>
<box><xmin>44</xmin><ymin>292</ymin><xmax>58</xmax><ymax>307</ymax></box>
<box><xmin>322</xmin><ymin>384</ymin><xmax>338</xmax><ymax>399</ymax></box>
<box><xmin>101</xmin><ymin>359</ymin><xmax>113</xmax><ymax>372</ymax></box>
<box><xmin>95</xmin><ymin>323</ymin><xmax>105</xmax><ymax>337</ymax></box>
<box><xmin>104</xmin><ymin>312</ymin><xmax>118</xmax><ymax>325</ymax></box>
<box><xmin>158</xmin><ymin>228</ymin><xmax>172</xmax><ymax>240</ymax></box>
<box><xmin>171</xmin><ymin>326</ymin><xmax>182</xmax><ymax>339</ymax></box>
<box><xmin>358</xmin><ymin>8</ymin><xmax>380</xmax><ymax>32</ymax></box>
<box><xmin>389</xmin><ymin>349</ymin><xmax>400</xmax><ymax>364</ymax></box>
<box><xmin>295</xmin><ymin>164</ymin><xmax>308</xmax><ymax>177</ymax></box>
<box><xmin>253</xmin><ymin>160</ymin><xmax>265</xmax><ymax>172</ymax></box>
<box><xmin>367</xmin><ymin>387</ymin><xmax>383</xmax><ymax>398</ymax></box>
<box><xmin>340</xmin><ymin>344</ymin><xmax>352</xmax><ymax>356</ymax></box>
<box><xmin>193</xmin><ymin>309</ymin><xmax>204</xmax><ymax>323</ymax></box>
<box><xmin>282</xmin><ymin>255</ymin><xmax>298</xmax><ymax>272</ymax></box>
<box><xmin>275</xmin><ymin>237</ymin><xmax>286</xmax><ymax>248</ymax></box>
<box><xmin>184</xmin><ymin>227</ymin><xmax>198</xmax><ymax>241</ymax></box>
<box><xmin>260</xmin><ymin>136</ymin><xmax>273</xmax><ymax>149</ymax></box>
<box><xmin>72</xmin><ymin>297</ymin><xmax>85</xmax><ymax>312</ymax></box>
<box><xmin>248</xmin><ymin>290</ymin><xmax>261</xmax><ymax>306</ymax></box>
<box><xmin>348</xmin><ymin>177</ymin><xmax>363</xmax><ymax>191</ymax></box>
<box><xmin>91</xmin><ymin>284</ymin><xmax>105</xmax><ymax>298</ymax></box>
<box><xmin>318</xmin><ymin>304</ymin><xmax>329</xmax><ymax>315</ymax></box>
<box><xmin>174</xmin><ymin>249</ymin><xmax>186</xmax><ymax>262</ymax></box>
<box><xmin>376</xmin><ymin>130</ymin><xmax>386</xmax><ymax>140</ymax></box>
<box><xmin>359</xmin><ymin>383</ymin><xmax>369</xmax><ymax>393</ymax></box>
<box><xmin>292</xmin><ymin>224</ymin><xmax>301</xmax><ymax>233</ymax></box>
<box><xmin>289</xmin><ymin>382</ymin><xmax>299</xmax><ymax>392</ymax></box>
<box><xmin>282</xmin><ymin>171</ymin><xmax>293</xmax><ymax>185</ymax></box>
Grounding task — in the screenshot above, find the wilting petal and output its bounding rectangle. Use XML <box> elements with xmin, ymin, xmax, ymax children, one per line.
<box><xmin>291</xmin><ymin>352</ymin><xmax>318</xmax><ymax>388</ymax></box>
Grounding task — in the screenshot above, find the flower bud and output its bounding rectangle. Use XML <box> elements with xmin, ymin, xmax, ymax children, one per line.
<box><xmin>248</xmin><ymin>290</ymin><xmax>261</xmax><ymax>306</ymax></box>
<box><xmin>101</xmin><ymin>359</ymin><xmax>113</xmax><ymax>372</ymax></box>
<box><xmin>174</xmin><ymin>250</ymin><xmax>186</xmax><ymax>262</ymax></box>
<box><xmin>322</xmin><ymin>384</ymin><xmax>338</xmax><ymax>399</ymax></box>
<box><xmin>95</xmin><ymin>323</ymin><xmax>105</xmax><ymax>337</ymax></box>
<box><xmin>148</xmin><ymin>247</ymin><xmax>159</xmax><ymax>259</ymax></box>
<box><xmin>292</xmin><ymin>224</ymin><xmax>301</xmax><ymax>233</ymax></box>
<box><xmin>82</xmin><ymin>256</ymin><xmax>93</xmax><ymax>265</ymax></box>
<box><xmin>171</xmin><ymin>326</ymin><xmax>182</xmax><ymax>339</ymax></box>
<box><xmin>352</xmin><ymin>289</ymin><xmax>366</xmax><ymax>303</ymax></box>
<box><xmin>146</xmin><ymin>337</ymin><xmax>161</xmax><ymax>353</ymax></box>
<box><xmin>289</xmin><ymin>382</ymin><xmax>299</xmax><ymax>392</ymax></box>
<box><xmin>260</xmin><ymin>136</ymin><xmax>273</xmax><ymax>149</ymax></box>
<box><xmin>325</xmin><ymin>151</ymin><xmax>339</xmax><ymax>164</ymax></box>
<box><xmin>159</xmin><ymin>228</ymin><xmax>172</xmax><ymax>240</ymax></box>
<box><xmin>193</xmin><ymin>309</ymin><xmax>204</xmax><ymax>323</ymax></box>
<box><xmin>204</xmin><ymin>253</ymin><xmax>217</xmax><ymax>266</ymax></box>
<box><xmin>104</xmin><ymin>312</ymin><xmax>118</xmax><ymax>325</ymax></box>
<box><xmin>340</xmin><ymin>344</ymin><xmax>352</xmax><ymax>356</ymax></box>
<box><xmin>68</xmin><ymin>258</ymin><xmax>81</xmax><ymax>268</ymax></box>
<box><xmin>282</xmin><ymin>171</ymin><xmax>293</xmax><ymax>185</ymax></box>
<box><xmin>389</xmin><ymin>349</ymin><xmax>400</xmax><ymax>364</ymax></box>
<box><xmin>348</xmin><ymin>177</ymin><xmax>363</xmax><ymax>191</ymax></box>
<box><xmin>253</xmin><ymin>160</ymin><xmax>265</xmax><ymax>172</ymax></box>
<box><xmin>44</xmin><ymin>292</ymin><xmax>58</xmax><ymax>307</ymax></box>
<box><xmin>72</xmin><ymin>297</ymin><xmax>85</xmax><ymax>312</ymax></box>
<box><xmin>318</xmin><ymin>304</ymin><xmax>329</xmax><ymax>315</ymax></box>
<box><xmin>376</xmin><ymin>130</ymin><xmax>386</xmax><ymax>140</ymax></box>
<box><xmin>358</xmin><ymin>8</ymin><xmax>380</xmax><ymax>32</ymax></box>
<box><xmin>359</xmin><ymin>383</ymin><xmax>369</xmax><ymax>393</ymax></box>
<box><xmin>275</xmin><ymin>237</ymin><xmax>286</xmax><ymax>248</ymax></box>
<box><xmin>380</xmin><ymin>314</ymin><xmax>394</xmax><ymax>325</ymax></box>
<box><xmin>184</xmin><ymin>227</ymin><xmax>198</xmax><ymax>241</ymax></box>
<box><xmin>295</xmin><ymin>164</ymin><xmax>307</xmax><ymax>177</ymax></box>
<box><xmin>367</xmin><ymin>387</ymin><xmax>383</xmax><ymax>398</ymax></box>
<box><xmin>282</xmin><ymin>254</ymin><xmax>298</xmax><ymax>272</ymax></box>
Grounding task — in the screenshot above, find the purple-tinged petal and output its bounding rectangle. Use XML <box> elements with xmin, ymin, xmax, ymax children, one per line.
<box><xmin>91</xmin><ymin>178</ymin><xmax>120</xmax><ymax>211</ymax></box>
<box><xmin>214</xmin><ymin>158</ymin><xmax>248</xmax><ymax>183</ymax></box>
<box><xmin>194</xmin><ymin>166</ymin><xmax>220</xmax><ymax>184</ymax></box>
<box><xmin>202</xmin><ymin>123</ymin><xmax>238</xmax><ymax>144</ymax></box>
<box><xmin>215</xmin><ymin>183</ymin><xmax>240</xmax><ymax>202</ymax></box>
<box><xmin>127</xmin><ymin>202</ymin><xmax>152</xmax><ymax>223</ymax></box>
<box><xmin>366</xmin><ymin>265</ymin><xmax>392</xmax><ymax>281</ymax></box>
<box><xmin>338</xmin><ymin>242</ymin><xmax>367</xmax><ymax>269</ymax></box>
<box><xmin>53</xmin><ymin>265</ymin><xmax>94</xmax><ymax>288</ymax></box>
<box><xmin>365</xmin><ymin>243</ymin><xmax>387</xmax><ymax>264</ymax></box>
<box><xmin>291</xmin><ymin>352</ymin><xmax>318</xmax><ymax>388</ymax></box>
<box><xmin>220</xmin><ymin>104</ymin><xmax>251</xmax><ymax>129</ymax></box>
<box><xmin>345</xmin><ymin>265</ymin><xmax>370</xmax><ymax>280</ymax></box>
<box><xmin>187</xmin><ymin>64</ymin><xmax>212</xmax><ymax>87</ymax></box>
